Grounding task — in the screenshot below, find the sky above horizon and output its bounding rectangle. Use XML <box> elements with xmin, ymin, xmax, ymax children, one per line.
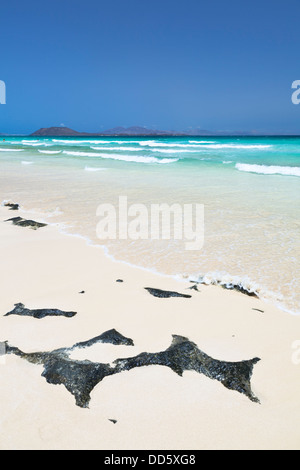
<box><xmin>1</xmin><ymin>0</ymin><xmax>300</xmax><ymax>134</ymax></box>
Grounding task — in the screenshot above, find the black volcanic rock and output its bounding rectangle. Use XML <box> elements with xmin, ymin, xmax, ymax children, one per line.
<box><xmin>5</xmin><ymin>216</ymin><xmax>47</xmax><ymax>230</ymax></box>
<box><xmin>221</xmin><ymin>284</ymin><xmax>258</xmax><ymax>298</ymax></box>
<box><xmin>71</xmin><ymin>329</ymin><xmax>134</xmax><ymax>348</ymax></box>
<box><xmin>5</xmin><ymin>333</ymin><xmax>260</xmax><ymax>408</ymax></box>
<box><xmin>5</xmin><ymin>343</ymin><xmax>114</xmax><ymax>408</ymax></box>
<box><xmin>5</xmin><ymin>303</ymin><xmax>77</xmax><ymax>319</ymax></box>
<box><xmin>188</xmin><ymin>284</ymin><xmax>200</xmax><ymax>291</ymax></box>
<box><xmin>198</xmin><ymin>277</ymin><xmax>258</xmax><ymax>298</ymax></box>
<box><xmin>144</xmin><ymin>287</ymin><xmax>192</xmax><ymax>299</ymax></box>
<box><xmin>114</xmin><ymin>335</ymin><xmax>260</xmax><ymax>403</ymax></box>
<box><xmin>4</xmin><ymin>203</ymin><xmax>19</xmax><ymax>211</ymax></box>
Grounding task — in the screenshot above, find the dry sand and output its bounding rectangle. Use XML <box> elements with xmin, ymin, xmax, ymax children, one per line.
<box><xmin>0</xmin><ymin>205</ymin><xmax>299</xmax><ymax>450</ymax></box>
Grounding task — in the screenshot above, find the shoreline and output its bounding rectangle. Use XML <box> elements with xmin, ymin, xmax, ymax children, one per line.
<box><xmin>2</xmin><ymin>199</ymin><xmax>294</xmax><ymax>317</ymax></box>
<box><xmin>0</xmin><ymin>204</ymin><xmax>300</xmax><ymax>449</ymax></box>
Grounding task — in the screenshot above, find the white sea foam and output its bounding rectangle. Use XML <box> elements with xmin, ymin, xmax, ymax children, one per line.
<box><xmin>45</xmin><ymin>207</ymin><xmax>64</xmax><ymax>217</ymax></box>
<box><xmin>95</xmin><ymin>140</ymin><xmax>148</xmax><ymax>145</ymax></box>
<box><xmin>84</xmin><ymin>166</ymin><xmax>106</xmax><ymax>172</ymax></box>
<box><xmin>0</xmin><ymin>148</ymin><xmax>24</xmax><ymax>152</ymax></box>
<box><xmin>192</xmin><ymin>272</ymin><xmax>282</xmax><ymax>302</ymax></box>
<box><xmin>188</xmin><ymin>140</ymin><xmax>216</xmax><ymax>144</ymax></box>
<box><xmin>140</xmin><ymin>142</ymin><xmax>209</xmax><ymax>148</ymax></box>
<box><xmin>38</xmin><ymin>150</ymin><xmax>62</xmax><ymax>154</ymax></box>
<box><xmin>52</xmin><ymin>139</ymin><xmax>86</xmax><ymax>144</ymax></box>
<box><xmin>63</xmin><ymin>150</ymin><xmax>179</xmax><ymax>164</ymax></box>
<box><xmin>90</xmin><ymin>145</ymin><xmax>197</xmax><ymax>154</ymax></box>
<box><xmin>63</xmin><ymin>150</ymin><xmax>101</xmax><ymax>157</ymax></box>
<box><xmin>22</xmin><ymin>142</ymin><xmax>44</xmax><ymax>146</ymax></box>
<box><xmin>191</xmin><ymin>144</ymin><xmax>273</xmax><ymax>149</ymax></box>
<box><xmin>150</xmin><ymin>148</ymin><xmax>198</xmax><ymax>154</ymax></box>
<box><xmin>21</xmin><ymin>161</ymin><xmax>33</xmax><ymax>165</ymax></box>
<box><xmin>52</xmin><ymin>139</ymin><xmax>143</xmax><ymax>144</ymax></box>
<box><xmin>137</xmin><ymin>140</ymin><xmax>156</xmax><ymax>145</ymax></box>
<box><xmin>136</xmin><ymin>142</ymin><xmax>272</xmax><ymax>150</ymax></box>
<box><xmin>90</xmin><ymin>146</ymin><xmax>141</xmax><ymax>152</ymax></box>
<box><xmin>235</xmin><ymin>163</ymin><xmax>300</xmax><ymax>177</ymax></box>
<box><xmin>223</xmin><ymin>160</ymin><xmax>233</xmax><ymax>164</ymax></box>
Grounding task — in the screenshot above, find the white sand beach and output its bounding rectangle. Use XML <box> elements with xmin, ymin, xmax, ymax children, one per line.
<box><xmin>0</xmin><ymin>204</ymin><xmax>299</xmax><ymax>450</ymax></box>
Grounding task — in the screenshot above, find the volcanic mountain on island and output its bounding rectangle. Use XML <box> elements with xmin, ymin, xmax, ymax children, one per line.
<box><xmin>30</xmin><ymin>126</ymin><xmax>210</xmax><ymax>136</ymax></box>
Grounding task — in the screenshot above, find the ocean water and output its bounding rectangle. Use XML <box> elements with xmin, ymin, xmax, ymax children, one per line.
<box><xmin>0</xmin><ymin>135</ymin><xmax>299</xmax><ymax>314</ymax></box>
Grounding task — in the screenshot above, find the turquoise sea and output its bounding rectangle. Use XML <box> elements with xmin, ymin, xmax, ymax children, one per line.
<box><xmin>0</xmin><ymin>135</ymin><xmax>299</xmax><ymax>313</ymax></box>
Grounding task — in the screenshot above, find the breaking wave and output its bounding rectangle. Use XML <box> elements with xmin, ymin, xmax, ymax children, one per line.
<box><xmin>63</xmin><ymin>150</ymin><xmax>179</xmax><ymax>164</ymax></box>
<box><xmin>0</xmin><ymin>148</ymin><xmax>24</xmax><ymax>152</ymax></box>
<box><xmin>235</xmin><ymin>163</ymin><xmax>300</xmax><ymax>177</ymax></box>
<box><xmin>84</xmin><ymin>166</ymin><xmax>107</xmax><ymax>172</ymax></box>
<box><xmin>190</xmin><ymin>271</ymin><xmax>283</xmax><ymax>303</ymax></box>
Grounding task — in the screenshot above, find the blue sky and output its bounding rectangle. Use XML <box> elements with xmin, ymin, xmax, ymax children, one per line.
<box><xmin>0</xmin><ymin>0</ymin><xmax>300</xmax><ymax>134</ymax></box>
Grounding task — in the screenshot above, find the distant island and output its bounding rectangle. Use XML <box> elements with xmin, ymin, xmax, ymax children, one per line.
<box><xmin>30</xmin><ymin>126</ymin><xmax>268</xmax><ymax>137</ymax></box>
<box><xmin>31</xmin><ymin>126</ymin><xmax>190</xmax><ymax>137</ymax></box>
<box><xmin>7</xmin><ymin>126</ymin><xmax>296</xmax><ymax>137</ymax></box>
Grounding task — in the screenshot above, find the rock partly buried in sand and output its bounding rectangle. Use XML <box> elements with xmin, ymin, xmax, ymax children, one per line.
<box><xmin>188</xmin><ymin>284</ymin><xmax>200</xmax><ymax>292</ymax></box>
<box><xmin>198</xmin><ymin>277</ymin><xmax>258</xmax><ymax>298</ymax></box>
<box><xmin>221</xmin><ymin>284</ymin><xmax>258</xmax><ymax>298</ymax></box>
<box><xmin>144</xmin><ymin>287</ymin><xmax>192</xmax><ymax>299</ymax></box>
<box><xmin>114</xmin><ymin>335</ymin><xmax>260</xmax><ymax>404</ymax></box>
<box><xmin>4</xmin><ymin>203</ymin><xmax>19</xmax><ymax>211</ymax></box>
<box><xmin>5</xmin><ymin>333</ymin><xmax>260</xmax><ymax>408</ymax></box>
<box><xmin>71</xmin><ymin>329</ymin><xmax>134</xmax><ymax>348</ymax></box>
<box><xmin>5</xmin><ymin>343</ymin><xmax>114</xmax><ymax>408</ymax></box>
<box><xmin>5</xmin><ymin>216</ymin><xmax>47</xmax><ymax>230</ymax></box>
<box><xmin>4</xmin><ymin>303</ymin><xmax>77</xmax><ymax>319</ymax></box>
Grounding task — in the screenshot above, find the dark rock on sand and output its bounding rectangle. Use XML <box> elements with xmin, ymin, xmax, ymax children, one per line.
<box><xmin>5</xmin><ymin>333</ymin><xmax>260</xmax><ymax>408</ymax></box>
<box><xmin>4</xmin><ymin>330</ymin><xmax>134</xmax><ymax>408</ymax></box>
<box><xmin>5</xmin><ymin>216</ymin><xmax>47</xmax><ymax>230</ymax></box>
<box><xmin>116</xmin><ymin>279</ymin><xmax>124</xmax><ymax>283</ymax></box>
<box><xmin>4</xmin><ymin>203</ymin><xmax>19</xmax><ymax>211</ymax></box>
<box><xmin>4</xmin><ymin>303</ymin><xmax>77</xmax><ymax>319</ymax></box>
<box><xmin>114</xmin><ymin>335</ymin><xmax>260</xmax><ymax>404</ymax></box>
<box><xmin>79</xmin><ymin>291</ymin><xmax>85</xmax><ymax>294</ymax></box>
<box><xmin>71</xmin><ymin>329</ymin><xmax>134</xmax><ymax>348</ymax></box>
<box><xmin>222</xmin><ymin>284</ymin><xmax>258</xmax><ymax>298</ymax></box>
<box><xmin>252</xmin><ymin>308</ymin><xmax>264</xmax><ymax>313</ymax></box>
<box><xmin>5</xmin><ymin>343</ymin><xmax>114</xmax><ymax>408</ymax></box>
<box><xmin>108</xmin><ymin>419</ymin><xmax>117</xmax><ymax>424</ymax></box>
<box><xmin>197</xmin><ymin>277</ymin><xmax>258</xmax><ymax>298</ymax></box>
<box><xmin>144</xmin><ymin>287</ymin><xmax>192</xmax><ymax>299</ymax></box>
<box><xmin>188</xmin><ymin>284</ymin><xmax>200</xmax><ymax>291</ymax></box>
